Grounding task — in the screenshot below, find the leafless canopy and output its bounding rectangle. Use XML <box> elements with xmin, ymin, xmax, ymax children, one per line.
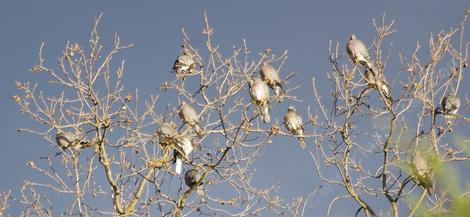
<box><xmin>11</xmin><ymin>9</ymin><xmax>470</xmax><ymax>217</ymax></box>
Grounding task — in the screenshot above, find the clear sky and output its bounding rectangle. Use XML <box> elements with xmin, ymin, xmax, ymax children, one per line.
<box><xmin>0</xmin><ymin>0</ymin><xmax>469</xmax><ymax>216</ymax></box>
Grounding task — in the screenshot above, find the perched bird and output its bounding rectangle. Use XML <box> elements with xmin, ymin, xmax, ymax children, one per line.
<box><xmin>185</xmin><ymin>168</ymin><xmax>205</xmax><ymax>202</ymax></box>
<box><xmin>364</xmin><ymin>67</ymin><xmax>393</xmax><ymax>107</ymax></box>
<box><xmin>347</xmin><ymin>34</ymin><xmax>374</xmax><ymax>70</ymax></box>
<box><xmin>56</xmin><ymin>130</ymin><xmax>88</xmax><ymax>151</ymax></box>
<box><xmin>410</xmin><ymin>150</ymin><xmax>433</xmax><ymax>195</ymax></box>
<box><xmin>173</xmin><ymin>48</ymin><xmax>196</xmax><ymax>79</ymax></box>
<box><xmin>284</xmin><ymin>106</ymin><xmax>306</xmax><ymax>149</ymax></box>
<box><xmin>260</xmin><ymin>62</ymin><xmax>284</xmax><ymax>102</ymax></box>
<box><xmin>157</xmin><ymin>122</ymin><xmax>195</xmax><ymax>174</ymax></box>
<box><xmin>347</xmin><ymin>34</ymin><xmax>393</xmax><ymax>107</ymax></box>
<box><xmin>248</xmin><ymin>77</ymin><xmax>270</xmax><ymax>123</ymax></box>
<box><xmin>441</xmin><ymin>95</ymin><xmax>461</xmax><ymax>117</ymax></box>
<box><xmin>156</xmin><ymin>122</ymin><xmax>178</xmax><ymax>147</ymax></box>
<box><xmin>178</xmin><ymin>101</ymin><xmax>203</xmax><ymax>136</ymax></box>
<box><xmin>173</xmin><ymin>136</ymin><xmax>194</xmax><ymax>175</ymax></box>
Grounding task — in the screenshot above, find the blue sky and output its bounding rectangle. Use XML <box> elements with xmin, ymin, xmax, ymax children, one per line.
<box><xmin>0</xmin><ymin>0</ymin><xmax>469</xmax><ymax>216</ymax></box>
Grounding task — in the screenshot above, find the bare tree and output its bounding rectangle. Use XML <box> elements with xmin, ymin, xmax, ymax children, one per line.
<box><xmin>311</xmin><ymin>11</ymin><xmax>470</xmax><ymax>217</ymax></box>
<box><xmin>12</xmin><ymin>13</ymin><xmax>303</xmax><ymax>217</ymax></box>
<box><xmin>10</xmin><ymin>8</ymin><xmax>470</xmax><ymax>217</ymax></box>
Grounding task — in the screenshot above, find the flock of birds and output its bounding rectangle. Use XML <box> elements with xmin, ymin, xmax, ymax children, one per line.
<box><xmin>54</xmin><ymin>35</ymin><xmax>463</xmax><ymax>200</ymax></box>
<box><xmin>347</xmin><ymin>34</ymin><xmax>464</xmax><ymax>195</ymax></box>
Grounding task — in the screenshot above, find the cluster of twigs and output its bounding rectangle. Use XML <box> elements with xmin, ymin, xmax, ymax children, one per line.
<box><xmin>9</xmin><ymin>9</ymin><xmax>470</xmax><ymax>217</ymax></box>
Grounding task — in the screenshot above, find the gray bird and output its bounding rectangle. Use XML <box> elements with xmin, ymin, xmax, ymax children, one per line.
<box><xmin>185</xmin><ymin>168</ymin><xmax>205</xmax><ymax>202</ymax></box>
<box><xmin>284</xmin><ymin>106</ymin><xmax>306</xmax><ymax>149</ymax></box>
<box><xmin>347</xmin><ymin>34</ymin><xmax>374</xmax><ymax>70</ymax></box>
<box><xmin>157</xmin><ymin>122</ymin><xmax>194</xmax><ymax>175</ymax></box>
<box><xmin>364</xmin><ymin>67</ymin><xmax>393</xmax><ymax>107</ymax></box>
<box><xmin>441</xmin><ymin>95</ymin><xmax>461</xmax><ymax>117</ymax></box>
<box><xmin>178</xmin><ymin>101</ymin><xmax>203</xmax><ymax>136</ymax></box>
<box><xmin>156</xmin><ymin>122</ymin><xmax>178</xmax><ymax>147</ymax></box>
<box><xmin>56</xmin><ymin>130</ymin><xmax>88</xmax><ymax>150</ymax></box>
<box><xmin>173</xmin><ymin>136</ymin><xmax>194</xmax><ymax>175</ymax></box>
<box><xmin>411</xmin><ymin>150</ymin><xmax>433</xmax><ymax>195</ymax></box>
<box><xmin>173</xmin><ymin>49</ymin><xmax>196</xmax><ymax>79</ymax></box>
<box><xmin>248</xmin><ymin>77</ymin><xmax>270</xmax><ymax>123</ymax></box>
<box><xmin>260</xmin><ymin>62</ymin><xmax>284</xmax><ymax>102</ymax></box>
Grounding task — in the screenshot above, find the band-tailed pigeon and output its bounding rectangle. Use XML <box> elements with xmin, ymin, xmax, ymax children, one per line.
<box><xmin>178</xmin><ymin>101</ymin><xmax>203</xmax><ymax>136</ymax></box>
<box><xmin>173</xmin><ymin>48</ymin><xmax>196</xmax><ymax>80</ymax></box>
<box><xmin>260</xmin><ymin>62</ymin><xmax>284</xmax><ymax>102</ymax></box>
<box><xmin>185</xmin><ymin>168</ymin><xmax>205</xmax><ymax>202</ymax></box>
<box><xmin>284</xmin><ymin>106</ymin><xmax>306</xmax><ymax>149</ymax></box>
<box><xmin>347</xmin><ymin>34</ymin><xmax>374</xmax><ymax>70</ymax></box>
<box><xmin>156</xmin><ymin>122</ymin><xmax>178</xmax><ymax>147</ymax></box>
<box><xmin>157</xmin><ymin>122</ymin><xmax>194</xmax><ymax>175</ymax></box>
<box><xmin>438</xmin><ymin>95</ymin><xmax>461</xmax><ymax>123</ymax></box>
<box><xmin>173</xmin><ymin>136</ymin><xmax>194</xmax><ymax>175</ymax></box>
<box><xmin>56</xmin><ymin>130</ymin><xmax>88</xmax><ymax>150</ymax></box>
<box><xmin>441</xmin><ymin>95</ymin><xmax>461</xmax><ymax>116</ymax></box>
<box><xmin>248</xmin><ymin>77</ymin><xmax>270</xmax><ymax>123</ymax></box>
<box><xmin>411</xmin><ymin>150</ymin><xmax>433</xmax><ymax>195</ymax></box>
<box><xmin>364</xmin><ymin>67</ymin><xmax>393</xmax><ymax>107</ymax></box>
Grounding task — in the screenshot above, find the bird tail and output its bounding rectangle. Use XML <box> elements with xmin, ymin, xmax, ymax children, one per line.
<box><xmin>261</xmin><ymin>104</ymin><xmax>270</xmax><ymax>123</ymax></box>
<box><xmin>298</xmin><ymin>137</ymin><xmax>306</xmax><ymax>149</ymax></box>
<box><xmin>363</xmin><ymin>58</ymin><xmax>376</xmax><ymax>73</ymax></box>
<box><xmin>379</xmin><ymin>85</ymin><xmax>393</xmax><ymax>108</ymax></box>
<box><xmin>273</xmin><ymin>85</ymin><xmax>284</xmax><ymax>102</ymax></box>
<box><xmin>379</xmin><ymin>81</ymin><xmax>391</xmax><ymax>97</ymax></box>
<box><xmin>372</xmin><ymin>68</ymin><xmax>393</xmax><ymax>108</ymax></box>
<box><xmin>196</xmin><ymin>185</ymin><xmax>206</xmax><ymax>203</ymax></box>
<box><xmin>175</xmin><ymin>158</ymin><xmax>183</xmax><ymax>175</ymax></box>
<box><xmin>422</xmin><ymin>176</ymin><xmax>434</xmax><ymax>196</ymax></box>
<box><xmin>426</xmin><ymin>186</ymin><xmax>434</xmax><ymax>196</ymax></box>
<box><xmin>193</xmin><ymin>124</ymin><xmax>204</xmax><ymax>137</ymax></box>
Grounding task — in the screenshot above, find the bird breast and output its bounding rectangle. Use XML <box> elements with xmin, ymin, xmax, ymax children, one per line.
<box><xmin>250</xmin><ymin>84</ymin><xmax>268</xmax><ymax>102</ymax></box>
<box><xmin>285</xmin><ymin>115</ymin><xmax>301</xmax><ymax>131</ymax></box>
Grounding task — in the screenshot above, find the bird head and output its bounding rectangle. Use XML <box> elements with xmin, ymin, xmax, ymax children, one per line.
<box><xmin>287</xmin><ymin>106</ymin><xmax>296</xmax><ymax>112</ymax></box>
<box><xmin>179</xmin><ymin>100</ymin><xmax>187</xmax><ymax>109</ymax></box>
<box><xmin>262</xmin><ymin>61</ymin><xmax>270</xmax><ymax>68</ymax></box>
<box><xmin>252</xmin><ymin>76</ymin><xmax>263</xmax><ymax>83</ymax></box>
<box><xmin>185</xmin><ymin>167</ymin><xmax>204</xmax><ymax>187</ymax></box>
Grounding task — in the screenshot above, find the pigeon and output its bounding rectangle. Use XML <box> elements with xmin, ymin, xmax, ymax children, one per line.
<box><xmin>185</xmin><ymin>168</ymin><xmax>205</xmax><ymax>202</ymax></box>
<box><xmin>284</xmin><ymin>106</ymin><xmax>306</xmax><ymax>149</ymax></box>
<box><xmin>156</xmin><ymin>122</ymin><xmax>178</xmax><ymax>147</ymax></box>
<box><xmin>178</xmin><ymin>101</ymin><xmax>203</xmax><ymax>136</ymax></box>
<box><xmin>347</xmin><ymin>34</ymin><xmax>374</xmax><ymax>70</ymax></box>
<box><xmin>173</xmin><ymin>136</ymin><xmax>194</xmax><ymax>175</ymax></box>
<box><xmin>157</xmin><ymin>122</ymin><xmax>195</xmax><ymax>174</ymax></box>
<box><xmin>260</xmin><ymin>62</ymin><xmax>284</xmax><ymax>102</ymax></box>
<box><xmin>441</xmin><ymin>95</ymin><xmax>461</xmax><ymax>116</ymax></box>
<box><xmin>434</xmin><ymin>95</ymin><xmax>460</xmax><ymax>124</ymax></box>
<box><xmin>411</xmin><ymin>150</ymin><xmax>433</xmax><ymax>195</ymax></box>
<box><xmin>248</xmin><ymin>77</ymin><xmax>270</xmax><ymax>123</ymax></box>
<box><xmin>173</xmin><ymin>48</ymin><xmax>196</xmax><ymax>80</ymax></box>
<box><xmin>56</xmin><ymin>130</ymin><xmax>88</xmax><ymax>150</ymax></box>
<box><xmin>364</xmin><ymin>67</ymin><xmax>393</xmax><ymax>107</ymax></box>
